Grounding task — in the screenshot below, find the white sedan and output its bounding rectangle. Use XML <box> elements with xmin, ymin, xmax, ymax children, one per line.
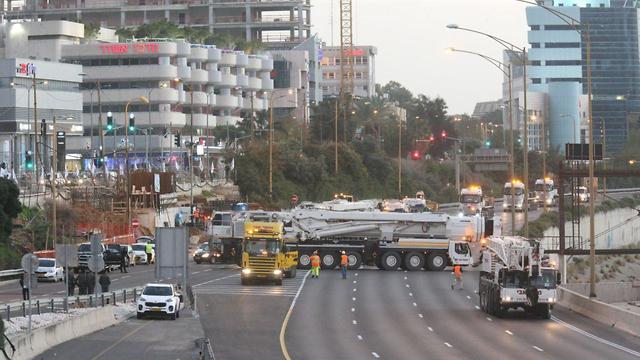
<box><xmin>36</xmin><ymin>258</ymin><xmax>64</xmax><ymax>282</ymax></box>
<box><xmin>137</xmin><ymin>283</ymin><xmax>182</xmax><ymax>320</ymax></box>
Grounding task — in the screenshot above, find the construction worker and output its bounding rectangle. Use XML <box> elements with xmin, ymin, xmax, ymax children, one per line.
<box><xmin>310</xmin><ymin>251</ymin><xmax>321</xmax><ymax>278</ymax></box>
<box><xmin>451</xmin><ymin>264</ymin><xmax>463</xmax><ymax>290</ymax></box>
<box><xmin>340</xmin><ymin>251</ymin><xmax>348</xmax><ymax>279</ymax></box>
<box><xmin>145</xmin><ymin>242</ymin><xmax>154</xmax><ymax>265</ymax></box>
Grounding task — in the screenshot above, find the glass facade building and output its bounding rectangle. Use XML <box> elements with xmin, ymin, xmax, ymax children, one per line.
<box><xmin>581</xmin><ymin>7</ymin><xmax>640</xmax><ymax>154</ymax></box>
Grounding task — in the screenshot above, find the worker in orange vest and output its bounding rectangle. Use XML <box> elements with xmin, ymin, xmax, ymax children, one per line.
<box><xmin>451</xmin><ymin>264</ymin><xmax>463</xmax><ymax>290</ymax></box>
<box><xmin>340</xmin><ymin>251</ymin><xmax>348</xmax><ymax>279</ymax></box>
<box><xmin>310</xmin><ymin>251</ymin><xmax>321</xmax><ymax>278</ymax></box>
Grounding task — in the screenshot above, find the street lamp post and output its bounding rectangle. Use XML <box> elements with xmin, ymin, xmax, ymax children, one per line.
<box><xmin>515</xmin><ymin>0</ymin><xmax>596</xmax><ymax>296</ymax></box>
<box><xmin>446</xmin><ymin>47</ymin><xmax>517</xmax><ymax>235</ymax></box>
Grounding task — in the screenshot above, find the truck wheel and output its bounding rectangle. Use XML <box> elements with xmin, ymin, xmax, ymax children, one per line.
<box><xmin>381</xmin><ymin>252</ymin><xmax>401</xmax><ymax>271</ymax></box>
<box><xmin>404</xmin><ymin>252</ymin><xmax>425</xmax><ymax>271</ymax></box>
<box><xmin>479</xmin><ymin>289</ymin><xmax>486</xmax><ymax>312</ymax></box>
<box><xmin>321</xmin><ymin>253</ymin><xmax>338</xmax><ymax>269</ymax></box>
<box><xmin>487</xmin><ymin>287</ymin><xmax>495</xmax><ymax>315</ymax></box>
<box><xmin>346</xmin><ymin>251</ymin><xmax>362</xmax><ymax>270</ymax></box>
<box><xmin>536</xmin><ymin>304</ymin><xmax>550</xmax><ymax>319</ymax></box>
<box><xmin>425</xmin><ymin>253</ymin><xmax>447</xmax><ymax>271</ymax></box>
<box><xmin>298</xmin><ymin>253</ymin><xmax>312</xmax><ymax>270</ymax></box>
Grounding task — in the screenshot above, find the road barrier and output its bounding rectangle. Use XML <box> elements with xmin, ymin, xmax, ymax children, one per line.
<box><xmin>558</xmin><ymin>286</ymin><xmax>640</xmax><ymax>337</ymax></box>
<box><xmin>1</xmin><ymin>287</ymin><xmax>141</xmax><ymax>321</ymax></box>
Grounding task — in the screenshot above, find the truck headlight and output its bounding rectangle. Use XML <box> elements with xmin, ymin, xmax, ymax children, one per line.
<box><xmin>502</xmin><ymin>296</ymin><xmax>511</xmax><ymax>302</ymax></box>
<box><xmin>273</xmin><ymin>269</ymin><xmax>282</xmax><ymax>275</ymax></box>
<box><xmin>548</xmin><ymin>297</ymin><xmax>555</xmax><ymax>303</ymax></box>
<box><xmin>242</xmin><ymin>268</ymin><xmax>251</xmax><ymax>275</ymax></box>
<box><xmin>202</xmin><ymin>253</ymin><xmax>210</xmax><ymax>258</ymax></box>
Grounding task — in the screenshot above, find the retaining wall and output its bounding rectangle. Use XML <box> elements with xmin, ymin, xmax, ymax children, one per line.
<box><xmin>563</xmin><ymin>282</ymin><xmax>640</xmax><ymax>303</ymax></box>
<box><xmin>8</xmin><ymin>306</ymin><xmax>118</xmax><ymax>360</ymax></box>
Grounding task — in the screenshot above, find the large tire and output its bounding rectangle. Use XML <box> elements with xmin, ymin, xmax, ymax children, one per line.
<box><xmin>536</xmin><ymin>304</ymin><xmax>550</xmax><ymax>319</ymax></box>
<box><xmin>487</xmin><ymin>287</ymin><xmax>496</xmax><ymax>315</ymax></box>
<box><xmin>380</xmin><ymin>252</ymin><xmax>401</xmax><ymax>271</ymax></box>
<box><xmin>346</xmin><ymin>251</ymin><xmax>362</xmax><ymax>270</ymax></box>
<box><xmin>321</xmin><ymin>252</ymin><xmax>338</xmax><ymax>269</ymax></box>
<box><xmin>298</xmin><ymin>253</ymin><xmax>312</xmax><ymax>270</ymax></box>
<box><xmin>404</xmin><ymin>252</ymin><xmax>425</xmax><ymax>271</ymax></box>
<box><xmin>425</xmin><ymin>252</ymin><xmax>447</xmax><ymax>271</ymax></box>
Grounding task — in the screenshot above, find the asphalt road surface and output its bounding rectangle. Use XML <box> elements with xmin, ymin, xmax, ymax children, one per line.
<box><xmin>36</xmin><ymin>268</ymin><xmax>239</xmax><ymax>360</ymax></box>
<box><xmin>195</xmin><ymin>268</ymin><xmax>640</xmax><ymax>360</ymax></box>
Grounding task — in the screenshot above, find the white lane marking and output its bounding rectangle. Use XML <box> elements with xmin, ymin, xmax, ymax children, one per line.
<box><xmin>486</xmin><ymin>317</ymin><xmax>493</xmax><ymax>322</ymax></box>
<box><xmin>444</xmin><ymin>342</ymin><xmax>453</xmax><ymax>348</ymax></box>
<box><xmin>409</xmin><ymin>292</ymin><xmax>413</xmax><ymax>297</ymax></box>
<box><xmin>355</xmin><ymin>273</ymin><xmax>358</xmax><ymax>276</ymax></box>
<box><xmin>427</xmin><ymin>327</ymin><xmax>434</xmax><ymax>332</ymax></box>
<box><xmin>353</xmin><ymin>288</ymin><xmax>357</xmax><ymax>292</ymax></box>
<box><xmin>533</xmin><ymin>346</ymin><xmax>544</xmax><ymax>352</ymax></box>
<box><xmin>357</xmin><ymin>335</ymin><xmax>363</xmax><ymax>341</ymax></box>
<box><xmin>405</xmin><ymin>284</ymin><xmax>410</xmax><ymax>288</ymax></box>
<box><xmin>121</xmin><ymin>275</ymin><xmax>131</xmax><ymax>279</ymax></box>
<box><xmin>412</xmin><ymin>302</ymin><xmax>417</xmax><ymax>307</ymax></box>
<box><xmin>193</xmin><ymin>273</ymin><xmax>239</xmax><ymax>287</ymax></box>
<box><xmin>279</xmin><ymin>271</ymin><xmax>310</xmax><ymax>360</ymax></box>
<box><xmin>351</xmin><ymin>308</ymin><xmax>355</xmax><ymax>312</ymax></box>
<box><xmin>353</xmin><ymin>280</ymin><xmax>357</xmax><ymax>284</ymax></box>
<box><xmin>372</xmin><ymin>352</ymin><xmax>380</xmax><ymax>358</ymax></box>
<box><xmin>404</xmin><ymin>270</ymin><xmax>407</xmax><ymax>273</ymax></box>
<box><xmin>55</xmin><ymin>291</ymin><xmax>64</xmax><ymax>294</ymax></box>
<box><xmin>203</xmin><ymin>269</ymin><xmax>213</xmax><ymax>272</ymax></box>
<box><xmin>352</xmin><ymin>320</ymin><xmax>357</xmax><ymax>325</ymax></box>
<box><xmin>552</xmin><ymin>316</ymin><xmax>640</xmax><ymax>358</ymax></box>
<box><xmin>353</xmin><ymin>297</ymin><xmax>356</xmax><ymax>301</ymax></box>
<box><xmin>193</xmin><ymin>271</ymin><xmax>202</xmax><ymax>274</ymax></box>
<box><xmin>404</xmin><ymin>276</ymin><xmax>407</xmax><ymax>280</ymax></box>
<box><xmin>475</xmin><ymin>306</ymin><xmax>480</xmax><ymax>310</ymax></box>
<box><xmin>112</xmin><ymin>278</ymin><xmax>120</xmax><ymax>282</ymax></box>
<box><xmin>418</xmin><ymin>314</ymin><xmax>423</xmax><ymax>318</ymax></box>
<box><xmin>466</xmin><ymin>295</ymin><xmax>471</xmax><ymax>300</ymax></box>
<box><xmin>505</xmin><ymin>330</ymin><xmax>514</xmax><ymax>336</ymax></box>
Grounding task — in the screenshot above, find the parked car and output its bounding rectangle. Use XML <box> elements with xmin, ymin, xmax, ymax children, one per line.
<box><xmin>77</xmin><ymin>242</ymin><xmax>105</xmax><ymax>271</ymax></box>
<box><xmin>121</xmin><ymin>244</ymin><xmax>135</xmax><ymax>267</ymax></box>
<box><xmin>36</xmin><ymin>258</ymin><xmax>64</xmax><ymax>282</ymax></box>
<box><xmin>136</xmin><ymin>283</ymin><xmax>182</xmax><ymax>320</ymax></box>
<box><xmin>106</xmin><ymin>244</ymin><xmax>134</xmax><ymax>267</ymax></box>
<box><xmin>131</xmin><ymin>243</ymin><xmax>150</xmax><ymax>264</ymax></box>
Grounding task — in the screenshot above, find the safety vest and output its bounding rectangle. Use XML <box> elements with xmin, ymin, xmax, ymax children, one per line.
<box><xmin>341</xmin><ymin>255</ymin><xmax>348</xmax><ymax>266</ymax></box>
<box><xmin>311</xmin><ymin>255</ymin><xmax>320</xmax><ymax>267</ymax></box>
<box><xmin>145</xmin><ymin>243</ymin><xmax>153</xmax><ymax>253</ymax></box>
<box><xmin>454</xmin><ymin>265</ymin><xmax>462</xmax><ymax>278</ymax></box>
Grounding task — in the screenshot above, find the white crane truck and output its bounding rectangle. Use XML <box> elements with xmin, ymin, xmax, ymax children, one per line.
<box><xmin>290</xmin><ymin>209</ymin><xmax>496</xmax><ymax>271</ymax></box>
<box><xmin>477</xmin><ymin>236</ymin><xmax>560</xmax><ymax>319</ymax></box>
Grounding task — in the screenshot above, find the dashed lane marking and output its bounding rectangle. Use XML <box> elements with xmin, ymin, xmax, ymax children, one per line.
<box><xmin>533</xmin><ymin>346</ymin><xmax>544</xmax><ymax>352</ymax></box>
<box><xmin>474</xmin><ymin>306</ymin><xmax>480</xmax><ymax>310</ymax></box>
<box><xmin>353</xmin><ymin>280</ymin><xmax>357</xmax><ymax>284</ymax></box>
<box><xmin>444</xmin><ymin>342</ymin><xmax>453</xmax><ymax>348</ymax></box>
<box><xmin>418</xmin><ymin>314</ymin><xmax>423</xmax><ymax>318</ymax></box>
<box><xmin>353</xmin><ymin>288</ymin><xmax>357</xmax><ymax>292</ymax></box>
<box><xmin>505</xmin><ymin>330</ymin><xmax>513</xmax><ymax>336</ymax></box>
<box><xmin>405</xmin><ymin>284</ymin><xmax>410</xmax><ymax>288</ymax></box>
<box><xmin>353</xmin><ymin>297</ymin><xmax>356</xmax><ymax>301</ymax></box>
<box><xmin>355</xmin><ymin>273</ymin><xmax>358</xmax><ymax>276</ymax></box>
<box><xmin>121</xmin><ymin>275</ymin><xmax>131</xmax><ymax>279</ymax></box>
<box><xmin>351</xmin><ymin>308</ymin><xmax>355</xmax><ymax>312</ymax></box>
<box><xmin>428</xmin><ymin>327</ymin><xmax>434</xmax><ymax>332</ymax></box>
<box><xmin>192</xmin><ymin>273</ymin><xmax>239</xmax><ymax>287</ymax></box>
<box><xmin>466</xmin><ymin>295</ymin><xmax>471</xmax><ymax>299</ymax></box>
<box><xmin>412</xmin><ymin>302</ymin><xmax>417</xmax><ymax>307</ymax></box>
<box><xmin>357</xmin><ymin>335</ymin><xmax>363</xmax><ymax>341</ymax></box>
<box><xmin>409</xmin><ymin>292</ymin><xmax>413</xmax><ymax>297</ymax></box>
<box><xmin>404</xmin><ymin>277</ymin><xmax>407</xmax><ymax>280</ymax></box>
<box><xmin>372</xmin><ymin>352</ymin><xmax>380</xmax><ymax>358</ymax></box>
<box><xmin>353</xmin><ymin>320</ymin><xmax>358</xmax><ymax>325</ymax></box>
<box><xmin>193</xmin><ymin>271</ymin><xmax>202</xmax><ymax>274</ymax></box>
<box><xmin>486</xmin><ymin>317</ymin><xmax>493</xmax><ymax>322</ymax></box>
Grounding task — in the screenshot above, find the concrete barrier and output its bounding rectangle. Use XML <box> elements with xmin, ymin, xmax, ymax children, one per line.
<box><xmin>562</xmin><ymin>282</ymin><xmax>640</xmax><ymax>303</ymax></box>
<box><xmin>558</xmin><ymin>286</ymin><xmax>640</xmax><ymax>337</ymax></box>
<box><xmin>9</xmin><ymin>306</ymin><xmax>119</xmax><ymax>360</ymax></box>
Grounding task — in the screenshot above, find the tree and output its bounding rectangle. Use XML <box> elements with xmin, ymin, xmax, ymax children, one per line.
<box><xmin>0</xmin><ymin>178</ymin><xmax>20</xmax><ymax>241</ymax></box>
<box><xmin>83</xmin><ymin>22</ymin><xmax>101</xmax><ymax>40</ymax></box>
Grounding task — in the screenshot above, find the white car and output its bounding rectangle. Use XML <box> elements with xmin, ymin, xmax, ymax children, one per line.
<box><xmin>136</xmin><ymin>283</ymin><xmax>182</xmax><ymax>320</ymax></box>
<box><xmin>131</xmin><ymin>243</ymin><xmax>150</xmax><ymax>264</ymax></box>
<box><xmin>36</xmin><ymin>258</ymin><xmax>64</xmax><ymax>282</ymax></box>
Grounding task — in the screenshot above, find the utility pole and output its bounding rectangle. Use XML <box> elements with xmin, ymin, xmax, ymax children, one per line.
<box><xmin>508</xmin><ymin>65</ymin><xmax>516</xmax><ymax>236</ymax></box>
<box><xmin>334</xmin><ymin>98</ymin><xmax>339</xmax><ymax>174</ymax></box>
<box><xmin>51</xmin><ymin>116</ymin><xmax>57</xmax><ymax>249</ymax></box>
<box><xmin>269</xmin><ymin>98</ymin><xmax>274</xmax><ymax>200</ymax></box>
<box><xmin>398</xmin><ymin>116</ymin><xmax>402</xmax><ymax>197</ymax></box>
<box><xmin>522</xmin><ymin>46</ymin><xmax>529</xmax><ymax>238</ymax></box>
<box><xmin>601</xmin><ymin>122</ymin><xmax>607</xmax><ymax>196</ymax></box>
<box><xmin>97</xmin><ymin>81</ymin><xmax>108</xmax><ymax>186</ymax></box>
<box><xmin>32</xmin><ymin>72</ymin><xmax>39</xmax><ymax>187</ymax></box>
<box><xmin>189</xmin><ymin>86</ymin><xmax>194</xmax><ymax>223</ymax></box>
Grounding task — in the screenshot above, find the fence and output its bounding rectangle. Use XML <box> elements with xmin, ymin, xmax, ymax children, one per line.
<box><xmin>1</xmin><ymin>287</ymin><xmax>141</xmax><ymax>321</ymax></box>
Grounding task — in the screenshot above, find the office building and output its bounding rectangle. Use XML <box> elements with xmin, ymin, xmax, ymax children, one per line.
<box><xmin>4</xmin><ymin>0</ymin><xmax>311</xmax><ymax>47</ymax></box>
<box><xmin>320</xmin><ymin>45</ymin><xmax>377</xmax><ymax>99</ymax></box>
<box><xmin>523</xmin><ymin>0</ymin><xmax>640</xmax><ymax>153</ymax></box>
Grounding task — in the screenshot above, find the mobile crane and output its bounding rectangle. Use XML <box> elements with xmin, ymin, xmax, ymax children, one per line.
<box><xmin>477</xmin><ymin>236</ymin><xmax>560</xmax><ymax>319</ymax></box>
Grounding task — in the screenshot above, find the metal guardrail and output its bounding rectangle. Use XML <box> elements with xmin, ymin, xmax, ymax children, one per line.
<box><xmin>1</xmin><ymin>287</ymin><xmax>140</xmax><ymax>321</ymax></box>
<box><xmin>0</xmin><ymin>269</ymin><xmax>24</xmax><ymax>280</ymax></box>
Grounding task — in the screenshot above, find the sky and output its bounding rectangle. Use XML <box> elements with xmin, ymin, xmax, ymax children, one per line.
<box><xmin>311</xmin><ymin>0</ymin><xmax>529</xmax><ymax>115</ymax></box>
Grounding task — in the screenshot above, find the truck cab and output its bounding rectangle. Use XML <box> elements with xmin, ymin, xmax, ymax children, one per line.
<box><xmin>459</xmin><ymin>186</ymin><xmax>484</xmax><ymax>215</ymax></box>
<box><xmin>241</xmin><ymin>221</ymin><xmax>298</xmax><ymax>285</ymax></box>
<box><xmin>503</xmin><ymin>180</ymin><xmax>525</xmax><ymax>212</ymax></box>
<box><xmin>534</xmin><ymin>178</ymin><xmax>557</xmax><ymax>206</ymax></box>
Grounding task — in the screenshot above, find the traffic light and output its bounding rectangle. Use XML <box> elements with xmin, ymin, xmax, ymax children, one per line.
<box><xmin>441</xmin><ymin>130</ymin><xmax>447</xmax><ymax>139</ymax></box>
<box><xmin>174</xmin><ymin>132</ymin><xmax>181</xmax><ymax>147</ymax></box>
<box><xmin>25</xmin><ymin>151</ymin><xmax>33</xmax><ymax>170</ymax></box>
<box><xmin>95</xmin><ymin>148</ymin><xmax>104</xmax><ymax>168</ymax></box>
<box><xmin>411</xmin><ymin>150</ymin><xmax>421</xmax><ymax>160</ymax></box>
<box><xmin>128</xmin><ymin>113</ymin><xmax>135</xmax><ymax>132</ymax></box>
<box><xmin>484</xmin><ymin>140</ymin><xmax>491</xmax><ymax>148</ymax></box>
<box><xmin>106</xmin><ymin>112</ymin><xmax>114</xmax><ymax>131</ymax></box>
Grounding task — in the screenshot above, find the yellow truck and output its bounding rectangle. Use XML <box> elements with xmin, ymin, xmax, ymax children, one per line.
<box><xmin>241</xmin><ymin>221</ymin><xmax>298</xmax><ymax>285</ymax></box>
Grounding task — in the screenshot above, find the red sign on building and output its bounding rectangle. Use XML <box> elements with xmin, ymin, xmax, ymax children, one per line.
<box><xmin>99</xmin><ymin>43</ymin><xmax>160</xmax><ymax>55</ymax></box>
